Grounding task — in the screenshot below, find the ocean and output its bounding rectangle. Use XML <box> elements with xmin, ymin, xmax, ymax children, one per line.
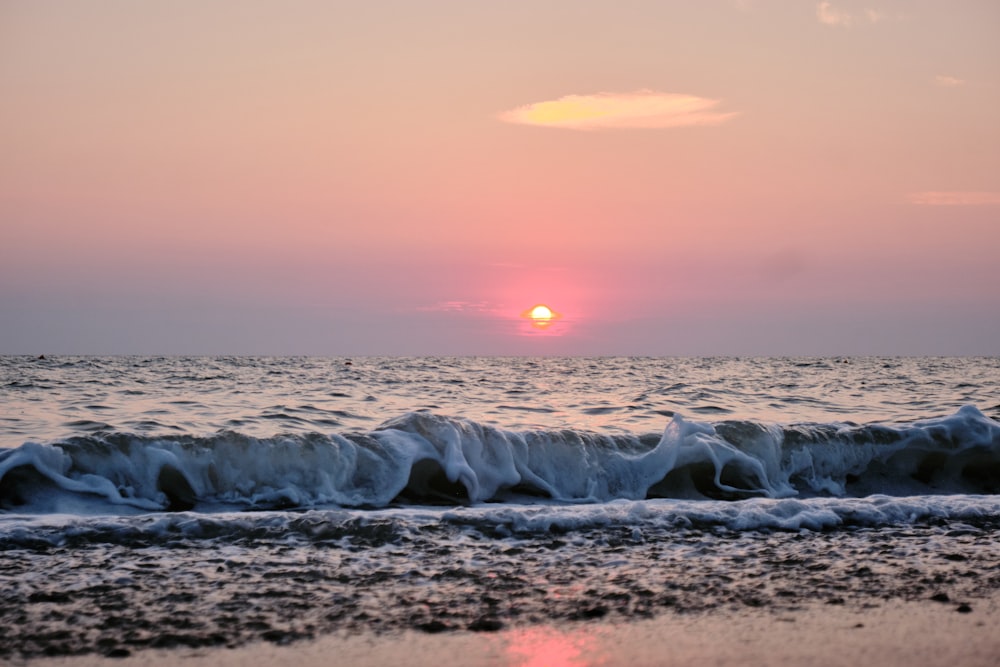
<box><xmin>1</xmin><ymin>356</ymin><xmax>999</xmax><ymax>661</ymax></box>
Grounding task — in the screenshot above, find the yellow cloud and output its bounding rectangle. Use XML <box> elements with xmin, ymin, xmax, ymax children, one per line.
<box><xmin>909</xmin><ymin>191</ymin><xmax>1000</xmax><ymax>206</ymax></box>
<box><xmin>497</xmin><ymin>91</ymin><xmax>738</xmax><ymax>130</ymax></box>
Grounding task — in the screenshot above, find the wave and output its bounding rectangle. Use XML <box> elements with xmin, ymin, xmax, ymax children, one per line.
<box><xmin>1</xmin><ymin>406</ymin><xmax>998</xmax><ymax>514</ymax></box>
<box><xmin>3</xmin><ymin>496</ymin><xmax>1000</xmax><ymax>549</ymax></box>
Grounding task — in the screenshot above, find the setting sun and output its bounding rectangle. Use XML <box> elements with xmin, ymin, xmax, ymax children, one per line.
<box><xmin>530</xmin><ymin>305</ymin><xmax>554</xmax><ymax>320</ymax></box>
<box><xmin>521</xmin><ymin>303</ymin><xmax>561</xmax><ymax>330</ymax></box>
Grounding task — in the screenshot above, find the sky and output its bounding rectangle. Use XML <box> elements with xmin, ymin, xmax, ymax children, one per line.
<box><xmin>2</xmin><ymin>0</ymin><xmax>998</xmax><ymax>355</ymax></box>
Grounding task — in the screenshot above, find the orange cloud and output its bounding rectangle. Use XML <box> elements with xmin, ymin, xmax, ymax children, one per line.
<box><xmin>864</xmin><ymin>9</ymin><xmax>889</xmax><ymax>23</ymax></box>
<box><xmin>497</xmin><ymin>91</ymin><xmax>738</xmax><ymax>130</ymax></box>
<box><xmin>816</xmin><ymin>2</ymin><xmax>853</xmax><ymax>27</ymax></box>
<box><xmin>817</xmin><ymin>3</ymin><xmax>891</xmax><ymax>28</ymax></box>
<box><xmin>934</xmin><ymin>75</ymin><xmax>966</xmax><ymax>87</ymax></box>
<box><xmin>909</xmin><ymin>191</ymin><xmax>1000</xmax><ymax>206</ymax></box>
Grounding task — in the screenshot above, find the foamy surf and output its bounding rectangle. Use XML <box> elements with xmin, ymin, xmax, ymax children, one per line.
<box><xmin>2</xmin><ymin>495</ymin><xmax>999</xmax><ymax>551</ymax></box>
<box><xmin>3</xmin><ymin>356</ymin><xmax>1000</xmax><ymax>661</ymax></box>
<box><xmin>1</xmin><ymin>405</ymin><xmax>997</xmax><ymax>514</ymax></box>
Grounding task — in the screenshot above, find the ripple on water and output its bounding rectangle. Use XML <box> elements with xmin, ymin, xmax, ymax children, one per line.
<box><xmin>2</xmin><ymin>356</ymin><xmax>998</xmax><ymax>443</ymax></box>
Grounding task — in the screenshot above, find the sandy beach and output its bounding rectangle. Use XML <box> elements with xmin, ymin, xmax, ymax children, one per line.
<box><xmin>24</xmin><ymin>594</ymin><xmax>999</xmax><ymax>667</ymax></box>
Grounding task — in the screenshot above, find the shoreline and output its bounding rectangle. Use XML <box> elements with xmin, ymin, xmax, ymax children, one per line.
<box><xmin>6</xmin><ymin>508</ymin><xmax>999</xmax><ymax>663</ymax></box>
<box><xmin>22</xmin><ymin>594</ymin><xmax>1000</xmax><ymax>667</ymax></box>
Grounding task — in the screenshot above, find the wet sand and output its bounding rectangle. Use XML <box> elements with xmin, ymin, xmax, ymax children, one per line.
<box><xmin>26</xmin><ymin>594</ymin><xmax>999</xmax><ymax>667</ymax></box>
<box><xmin>6</xmin><ymin>515</ymin><xmax>1000</xmax><ymax>662</ymax></box>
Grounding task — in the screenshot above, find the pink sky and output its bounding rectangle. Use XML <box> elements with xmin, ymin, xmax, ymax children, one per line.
<box><xmin>2</xmin><ymin>1</ymin><xmax>998</xmax><ymax>355</ymax></box>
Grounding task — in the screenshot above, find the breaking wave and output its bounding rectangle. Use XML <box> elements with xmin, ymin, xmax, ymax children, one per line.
<box><xmin>1</xmin><ymin>405</ymin><xmax>998</xmax><ymax>514</ymax></box>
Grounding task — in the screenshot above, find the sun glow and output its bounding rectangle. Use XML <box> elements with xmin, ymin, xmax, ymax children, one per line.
<box><xmin>530</xmin><ymin>305</ymin><xmax>554</xmax><ymax>320</ymax></box>
<box><xmin>521</xmin><ymin>303</ymin><xmax>561</xmax><ymax>330</ymax></box>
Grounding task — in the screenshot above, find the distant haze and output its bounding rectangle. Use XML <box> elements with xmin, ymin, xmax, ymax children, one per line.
<box><xmin>2</xmin><ymin>1</ymin><xmax>998</xmax><ymax>355</ymax></box>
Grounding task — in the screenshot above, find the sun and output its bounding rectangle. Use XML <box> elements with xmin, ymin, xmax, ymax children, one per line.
<box><xmin>530</xmin><ymin>304</ymin><xmax>554</xmax><ymax>320</ymax></box>
<box><xmin>521</xmin><ymin>303</ymin><xmax>561</xmax><ymax>329</ymax></box>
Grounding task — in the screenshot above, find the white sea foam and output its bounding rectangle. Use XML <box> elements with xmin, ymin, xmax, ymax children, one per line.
<box><xmin>2</xmin><ymin>494</ymin><xmax>999</xmax><ymax>549</ymax></box>
<box><xmin>1</xmin><ymin>406</ymin><xmax>997</xmax><ymax>514</ymax></box>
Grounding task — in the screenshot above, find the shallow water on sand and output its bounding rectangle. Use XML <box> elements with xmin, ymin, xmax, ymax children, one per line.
<box><xmin>2</xmin><ymin>501</ymin><xmax>999</xmax><ymax>659</ymax></box>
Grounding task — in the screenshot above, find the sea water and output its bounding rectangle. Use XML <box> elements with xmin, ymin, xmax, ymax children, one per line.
<box><xmin>1</xmin><ymin>356</ymin><xmax>998</xmax><ymax>659</ymax></box>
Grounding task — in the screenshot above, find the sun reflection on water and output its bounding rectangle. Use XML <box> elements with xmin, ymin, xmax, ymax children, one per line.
<box><xmin>503</xmin><ymin>626</ymin><xmax>606</xmax><ymax>667</ymax></box>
